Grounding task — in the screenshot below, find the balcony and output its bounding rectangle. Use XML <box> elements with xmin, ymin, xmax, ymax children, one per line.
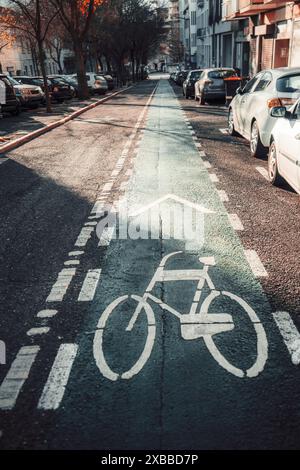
<box><xmin>222</xmin><ymin>0</ymin><xmax>285</xmax><ymax>20</ymax></box>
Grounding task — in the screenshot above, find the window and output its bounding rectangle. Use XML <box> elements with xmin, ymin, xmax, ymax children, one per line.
<box><xmin>191</xmin><ymin>11</ymin><xmax>196</xmax><ymax>25</ymax></box>
<box><xmin>208</xmin><ymin>69</ymin><xmax>236</xmax><ymax>79</ymax></box>
<box><xmin>276</xmin><ymin>74</ymin><xmax>300</xmax><ymax>93</ymax></box>
<box><xmin>242</xmin><ymin>76</ymin><xmax>259</xmax><ymax>94</ymax></box>
<box><xmin>253</xmin><ymin>72</ymin><xmax>272</xmax><ymax>92</ymax></box>
<box><xmin>191</xmin><ymin>34</ymin><xmax>196</xmax><ymax>47</ymax></box>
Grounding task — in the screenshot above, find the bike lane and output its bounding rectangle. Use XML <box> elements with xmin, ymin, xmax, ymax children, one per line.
<box><xmin>46</xmin><ymin>79</ymin><xmax>300</xmax><ymax>449</ymax></box>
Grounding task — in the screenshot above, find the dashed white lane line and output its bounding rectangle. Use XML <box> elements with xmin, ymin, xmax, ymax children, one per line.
<box><xmin>203</xmin><ymin>161</ymin><xmax>212</xmax><ymax>169</ymax></box>
<box><xmin>68</xmin><ymin>250</ymin><xmax>84</xmax><ymax>257</ymax></box>
<box><xmin>38</xmin><ymin>344</ymin><xmax>78</xmax><ymax>410</ymax></box>
<box><xmin>217</xmin><ymin>190</ymin><xmax>229</xmax><ymax>202</ymax></box>
<box><xmin>228</xmin><ymin>213</ymin><xmax>244</xmax><ymax>231</ymax></box>
<box><xmin>78</xmin><ymin>269</ymin><xmax>102</xmax><ymax>302</ymax></box>
<box><xmin>37</xmin><ymin>309</ymin><xmax>58</xmax><ymax>318</ymax></box>
<box><xmin>244</xmin><ymin>249</ymin><xmax>268</xmax><ymax>277</ymax></box>
<box><xmin>195</xmin><ymin>142</ymin><xmax>202</xmax><ymax>149</ymax></box>
<box><xmin>0</xmin><ymin>346</ymin><xmax>40</xmax><ymax>410</ymax></box>
<box><xmin>46</xmin><ymin>268</ymin><xmax>76</xmax><ymax>302</ymax></box>
<box><xmin>219</xmin><ymin>128</ymin><xmax>229</xmax><ymax>135</ymax></box>
<box><xmin>74</xmin><ymin>226</ymin><xmax>94</xmax><ymax>247</ymax></box>
<box><xmin>209</xmin><ymin>173</ymin><xmax>219</xmax><ymax>183</ymax></box>
<box><xmin>27</xmin><ymin>327</ymin><xmax>50</xmax><ymax>337</ymax></box>
<box><xmin>198</xmin><ymin>150</ymin><xmax>206</xmax><ymax>158</ymax></box>
<box><xmin>102</xmin><ymin>182</ymin><xmax>114</xmax><ymax>192</ymax></box>
<box><xmin>272</xmin><ymin>312</ymin><xmax>300</xmax><ymax>365</ymax></box>
<box><xmin>84</xmin><ymin>221</ymin><xmax>98</xmax><ymax>226</ymax></box>
<box><xmin>64</xmin><ymin>260</ymin><xmax>80</xmax><ymax>266</ymax></box>
<box><xmin>256</xmin><ymin>166</ymin><xmax>269</xmax><ymax>181</ymax></box>
<box><xmin>98</xmin><ymin>226</ymin><xmax>115</xmax><ymax>247</ymax></box>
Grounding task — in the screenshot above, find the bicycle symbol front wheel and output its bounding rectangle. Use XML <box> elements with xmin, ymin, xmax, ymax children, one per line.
<box><xmin>93</xmin><ymin>295</ymin><xmax>156</xmax><ymax>381</ymax></box>
<box><xmin>200</xmin><ymin>290</ymin><xmax>268</xmax><ymax>378</ymax></box>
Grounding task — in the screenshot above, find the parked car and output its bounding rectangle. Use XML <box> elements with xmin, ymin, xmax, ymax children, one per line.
<box><xmin>47</xmin><ymin>76</ymin><xmax>74</xmax><ymax>102</ymax></box>
<box><xmin>228</xmin><ymin>67</ymin><xmax>300</xmax><ymax>157</ymax></box>
<box><xmin>98</xmin><ymin>72</ymin><xmax>114</xmax><ymax>90</ymax></box>
<box><xmin>267</xmin><ymin>98</ymin><xmax>300</xmax><ymax>194</ymax></box>
<box><xmin>195</xmin><ymin>68</ymin><xmax>237</xmax><ymax>104</ymax></box>
<box><xmin>175</xmin><ymin>70</ymin><xmax>189</xmax><ymax>86</ymax></box>
<box><xmin>9</xmin><ymin>76</ymin><xmax>44</xmax><ymax>108</ymax></box>
<box><xmin>183</xmin><ymin>69</ymin><xmax>203</xmax><ymax>99</ymax></box>
<box><xmin>15</xmin><ymin>76</ymin><xmax>52</xmax><ymax>103</ymax></box>
<box><xmin>0</xmin><ymin>74</ymin><xmax>20</xmax><ymax>116</ymax></box>
<box><xmin>71</xmin><ymin>72</ymin><xmax>108</xmax><ymax>95</ymax></box>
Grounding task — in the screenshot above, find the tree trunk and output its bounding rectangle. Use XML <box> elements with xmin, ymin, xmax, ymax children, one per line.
<box><xmin>37</xmin><ymin>41</ymin><xmax>52</xmax><ymax>113</ymax></box>
<box><xmin>74</xmin><ymin>41</ymin><xmax>89</xmax><ymax>99</ymax></box>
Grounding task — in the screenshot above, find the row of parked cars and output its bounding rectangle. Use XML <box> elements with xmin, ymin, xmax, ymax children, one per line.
<box><xmin>171</xmin><ymin>66</ymin><xmax>300</xmax><ymax>195</ymax></box>
<box><xmin>0</xmin><ymin>71</ymin><xmax>114</xmax><ymax>116</ymax></box>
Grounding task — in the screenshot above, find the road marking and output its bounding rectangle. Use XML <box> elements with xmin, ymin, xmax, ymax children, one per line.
<box><xmin>102</xmin><ymin>181</ymin><xmax>114</xmax><ymax>192</ymax></box>
<box><xmin>91</xmin><ymin>201</ymin><xmax>105</xmax><ymax>215</ymax></box>
<box><xmin>74</xmin><ymin>226</ymin><xmax>94</xmax><ymax>247</ymax></box>
<box><xmin>111</xmin><ymin>169</ymin><xmax>120</xmax><ymax>177</ymax></box>
<box><xmin>98</xmin><ymin>226</ymin><xmax>115</xmax><ymax>247</ymax></box>
<box><xmin>120</xmin><ymin>181</ymin><xmax>128</xmax><ymax>191</ymax></box>
<box><xmin>256</xmin><ymin>166</ymin><xmax>269</xmax><ymax>181</ymax></box>
<box><xmin>189</xmin><ymin>130</ymin><xmax>195</xmax><ymax>136</ymax></box>
<box><xmin>195</xmin><ymin>142</ymin><xmax>202</xmax><ymax>148</ymax></box>
<box><xmin>84</xmin><ymin>221</ymin><xmax>98</xmax><ymax>226</ymax></box>
<box><xmin>46</xmin><ymin>268</ymin><xmax>76</xmax><ymax>302</ymax></box>
<box><xmin>38</xmin><ymin>344</ymin><xmax>78</xmax><ymax>410</ymax></box>
<box><xmin>37</xmin><ymin>309</ymin><xmax>58</xmax><ymax>318</ymax></box>
<box><xmin>272</xmin><ymin>312</ymin><xmax>300</xmax><ymax>365</ymax></box>
<box><xmin>0</xmin><ymin>346</ymin><xmax>40</xmax><ymax>410</ymax></box>
<box><xmin>64</xmin><ymin>260</ymin><xmax>80</xmax><ymax>266</ymax></box>
<box><xmin>217</xmin><ymin>190</ymin><xmax>229</xmax><ymax>202</ymax></box>
<box><xmin>219</xmin><ymin>128</ymin><xmax>229</xmax><ymax>135</ymax></box>
<box><xmin>78</xmin><ymin>269</ymin><xmax>102</xmax><ymax>302</ymax></box>
<box><xmin>203</xmin><ymin>161</ymin><xmax>212</xmax><ymax>169</ymax></box>
<box><xmin>27</xmin><ymin>327</ymin><xmax>50</xmax><ymax>336</ymax></box>
<box><xmin>68</xmin><ymin>250</ymin><xmax>84</xmax><ymax>257</ymax></box>
<box><xmin>228</xmin><ymin>213</ymin><xmax>244</xmax><ymax>231</ymax></box>
<box><xmin>126</xmin><ymin>169</ymin><xmax>133</xmax><ymax>177</ymax></box>
<box><xmin>244</xmin><ymin>250</ymin><xmax>268</xmax><ymax>277</ymax></box>
<box><xmin>198</xmin><ymin>150</ymin><xmax>206</xmax><ymax>157</ymax></box>
<box><xmin>209</xmin><ymin>173</ymin><xmax>219</xmax><ymax>183</ymax></box>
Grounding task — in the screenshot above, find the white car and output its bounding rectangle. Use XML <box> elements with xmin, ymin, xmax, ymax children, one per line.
<box><xmin>228</xmin><ymin>67</ymin><xmax>300</xmax><ymax>157</ymax></box>
<box><xmin>268</xmin><ymin>99</ymin><xmax>300</xmax><ymax>195</ymax></box>
<box><xmin>72</xmin><ymin>72</ymin><xmax>108</xmax><ymax>95</ymax></box>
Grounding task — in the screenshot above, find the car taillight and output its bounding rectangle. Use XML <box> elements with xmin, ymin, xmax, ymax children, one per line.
<box><xmin>53</xmin><ymin>86</ymin><xmax>59</xmax><ymax>92</ymax></box>
<box><xmin>267</xmin><ymin>98</ymin><xmax>283</xmax><ymax>108</ymax></box>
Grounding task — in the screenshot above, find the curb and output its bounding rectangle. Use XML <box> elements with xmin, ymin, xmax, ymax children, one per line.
<box><xmin>0</xmin><ymin>85</ymin><xmax>133</xmax><ymax>156</ymax></box>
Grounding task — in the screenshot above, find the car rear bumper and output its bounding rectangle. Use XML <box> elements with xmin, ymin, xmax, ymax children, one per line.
<box><xmin>203</xmin><ymin>89</ymin><xmax>225</xmax><ymax>99</ymax></box>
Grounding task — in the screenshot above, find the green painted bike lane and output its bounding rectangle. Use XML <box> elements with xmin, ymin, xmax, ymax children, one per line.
<box><xmin>50</xmin><ymin>79</ymin><xmax>300</xmax><ymax>449</ymax></box>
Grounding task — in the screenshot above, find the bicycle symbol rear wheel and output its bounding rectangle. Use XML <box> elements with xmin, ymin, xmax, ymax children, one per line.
<box><xmin>200</xmin><ymin>290</ymin><xmax>268</xmax><ymax>378</ymax></box>
<box><xmin>93</xmin><ymin>295</ymin><xmax>156</xmax><ymax>381</ymax></box>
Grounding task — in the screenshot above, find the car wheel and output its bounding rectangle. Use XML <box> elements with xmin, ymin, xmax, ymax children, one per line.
<box><xmin>250</xmin><ymin>120</ymin><xmax>266</xmax><ymax>158</ymax></box>
<box><xmin>268</xmin><ymin>140</ymin><xmax>284</xmax><ymax>187</ymax></box>
<box><xmin>228</xmin><ymin>108</ymin><xmax>238</xmax><ymax>136</ymax></box>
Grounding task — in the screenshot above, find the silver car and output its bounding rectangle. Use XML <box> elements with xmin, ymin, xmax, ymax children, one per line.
<box><xmin>195</xmin><ymin>68</ymin><xmax>237</xmax><ymax>104</ymax></box>
<box><xmin>228</xmin><ymin>67</ymin><xmax>300</xmax><ymax>157</ymax></box>
<box><xmin>9</xmin><ymin>76</ymin><xmax>44</xmax><ymax>108</ymax></box>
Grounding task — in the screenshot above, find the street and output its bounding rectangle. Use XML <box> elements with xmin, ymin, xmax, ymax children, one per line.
<box><xmin>0</xmin><ymin>73</ymin><xmax>300</xmax><ymax>450</ymax></box>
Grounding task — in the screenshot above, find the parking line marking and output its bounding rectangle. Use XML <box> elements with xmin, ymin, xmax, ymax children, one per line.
<box><xmin>27</xmin><ymin>327</ymin><xmax>50</xmax><ymax>336</ymax></box>
<box><xmin>98</xmin><ymin>226</ymin><xmax>115</xmax><ymax>247</ymax></box>
<box><xmin>272</xmin><ymin>312</ymin><xmax>300</xmax><ymax>365</ymax></box>
<box><xmin>217</xmin><ymin>190</ymin><xmax>229</xmax><ymax>202</ymax></box>
<box><xmin>46</xmin><ymin>268</ymin><xmax>76</xmax><ymax>302</ymax></box>
<box><xmin>209</xmin><ymin>173</ymin><xmax>219</xmax><ymax>183</ymax></box>
<box><xmin>74</xmin><ymin>226</ymin><xmax>94</xmax><ymax>247</ymax></box>
<box><xmin>0</xmin><ymin>346</ymin><xmax>40</xmax><ymax>410</ymax></box>
<box><xmin>38</xmin><ymin>344</ymin><xmax>78</xmax><ymax>410</ymax></box>
<box><xmin>244</xmin><ymin>250</ymin><xmax>268</xmax><ymax>277</ymax></box>
<box><xmin>37</xmin><ymin>309</ymin><xmax>58</xmax><ymax>318</ymax></box>
<box><xmin>228</xmin><ymin>213</ymin><xmax>244</xmax><ymax>231</ymax></box>
<box><xmin>256</xmin><ymin>166</ymin><xmax>269</xmax><ymax>181</ymax></box>
<box><xmin>78</xmin><ymin>269</ymin><xmax>102</xmax><ymax>302</ymax></box>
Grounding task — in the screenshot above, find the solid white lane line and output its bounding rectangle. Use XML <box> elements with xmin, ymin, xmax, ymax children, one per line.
<box><xmin>217</xmin><ymin>190</ymin><xmax>229</xmax><ymax>202</ymax></box>
<box><xmin>37</xmin><ymin>309</ymin><xmax>58</xmax><ymax>318</ymax></box>
<box><xmin>64</xmin><ymin>260</ymin><xmax>80</xmax><ymax>266</ymax></box>
<box><xmin>228</xmin><ymin>213</ymin><xmax>244</xmax><ymax>231</ymax></box>
<box><xmin>0</xmin><ymin>346</ymin><xmax>40</xmax><ymax>410</ymax></box>
<box><xmin>209</xmin><ymin>173</ymin><xmax>219</xmax><ymax>183</ymax></box>
<box><xmin>46</xmin><ymin>268</ymin><xmax>76</xmax><ymax>302</ymax></box>
<box><xmin>98</xmin><ymin>226</ymin><xmax>115</xmax><ymax>247</ymax></box>
<box><xmin>68</xmin><ymin>250</ymin><xmax>84</xmax><ymax>257</ymax></box>
<box><xmin>244</xmin><ymin>250</ymin><xmax>268</xmax><ymax>277</ymax></box>
<box><xmin>219</xmin><ymin>128</ymin><xmax>228</xmax><ymax>134</ymax></box>
<box><xmin>27</xmin><ymin>327</ymin><xmax>50</xmax><ymax>336</ymax></box>
<box><xmin>272</xmin><ymin>311</ymin><xmax>300</xmax><ymax>365</ymax></box>
<box><xmin>74</xmin><ymin>226</ymin><xmax>94</xmax><ymax>247</ymax></box>
<box><xmin>78</xmin><ymin>269</ymin><xmax>102</xmax><ymax>302</ymax></box>
<box><xmin>256</xmin><ymin>166</ymin><xmax>269</xmax><ymax>181</ymax></box>
<box><xmin>203</xmin><ymin>161</ymin><xmax>212</xmax><ymax>169</ymax></box>
<box><xmin>38</xmin><ymin>344</ymin><xmax>78</xmax><ymax>410</ymax></box>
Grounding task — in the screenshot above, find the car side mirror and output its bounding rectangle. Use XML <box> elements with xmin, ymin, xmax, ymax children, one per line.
<box><xmin>270</xmin><ymin>106</ymin><xmax>287</xmax><ymax>118</ymax></box>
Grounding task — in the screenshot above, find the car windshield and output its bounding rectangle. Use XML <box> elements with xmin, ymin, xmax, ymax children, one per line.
<box><xmin>208</xmin><ymin>70</ymin><xmax>236</xmax><ymax>79</ymax></box>
<box><xmin>276</xmin><ymin>74</ymin><xmax>300</xmax><ymax>93</ymax></box>
<box><xmin>7</xmin><ymin>76</ymin><xmax>21</xmax><ymax>86</ymax></box>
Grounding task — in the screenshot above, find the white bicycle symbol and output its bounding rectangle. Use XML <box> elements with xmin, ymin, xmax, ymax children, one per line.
<box><xmin>93</xmin><ymin>251</ymin><xmax>268</xmax><ymax>381</ymax></box>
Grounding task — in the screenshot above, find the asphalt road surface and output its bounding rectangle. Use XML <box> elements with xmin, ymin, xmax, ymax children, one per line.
<box><xmin>0</xmin><ymin>74</ymin><xmax>300</xmax><ymax>450</ymax></box>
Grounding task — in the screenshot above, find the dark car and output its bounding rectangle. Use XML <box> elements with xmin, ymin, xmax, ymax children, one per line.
<box><xmin>0</xmin><ymin>74</ymin><xmax>20</xmax><ymax>116</ymax></box>
<box><xmin>183</xmin><ymin>69</ymin><xmax>203</xmax><ymax>99</ymax></box>
<box><xmin>47</xmin><ymin>76</ymin><xmax>74</xmax><ymax>102</ymax></box>
<box><xmin>195</xmin><ymin>68</ymin><xmax>237</xmax><ymax>104</ymax></box>
<box><xmin>175</xmin><ymin>70</ymin><xmax>190</xmax><ymax>86</ymax></box>
<box><xmin>98</xmin><ymin>72</ymin><xmax>114</xmax><ymax>91</ymax></box>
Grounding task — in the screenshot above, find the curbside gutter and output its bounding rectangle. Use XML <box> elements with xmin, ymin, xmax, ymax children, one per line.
<box><xmin>0</xmin><ymin>85</ymin><xmax>133</xmax><ymax>156</ymax></box>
